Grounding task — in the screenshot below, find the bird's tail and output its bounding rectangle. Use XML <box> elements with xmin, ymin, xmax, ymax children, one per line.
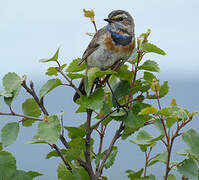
<box><xmin>73</xmin><ymin>77</ymin><xmax>102</xmax><ymax>102</ymax></box>
<box><xmin>73</xmin><ymin>78</ymin><xmax>86</xmax><ymax>102</ymax></box>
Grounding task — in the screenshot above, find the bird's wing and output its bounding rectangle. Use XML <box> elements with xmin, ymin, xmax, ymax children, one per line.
<box><xmin>78</xmin><ymin>27</ymin><xmax>106</xmax><ymax>65</ymax></box>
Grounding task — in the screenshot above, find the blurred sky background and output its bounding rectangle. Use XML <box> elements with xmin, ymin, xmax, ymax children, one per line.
<box><xmin>0</xmin><ymin>0</ymin><xmax>199</xmax><ymax>179</ymax></box>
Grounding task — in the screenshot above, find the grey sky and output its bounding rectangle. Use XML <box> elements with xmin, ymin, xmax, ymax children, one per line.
<box><xmin>1</xmin><ymin>0</ymin><xmax>199</xmax><ymax>79</ymax></box>
<box><xmin>1</xmin><ymin>1</ymin><xmax>199</xmax><ymax>179</ymax></box>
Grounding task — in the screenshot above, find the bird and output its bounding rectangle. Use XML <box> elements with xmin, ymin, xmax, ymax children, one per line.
<box><xmin>73</xmin><ymin>10</ymin><xmax>135</xmax><ymax>102</ymax></box>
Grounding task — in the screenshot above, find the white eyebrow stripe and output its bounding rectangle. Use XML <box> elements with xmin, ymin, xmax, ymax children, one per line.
<box><xmin>114</xmin><ymin>14</ymin><xmax>128</xmax><ymax>19</ymax></box>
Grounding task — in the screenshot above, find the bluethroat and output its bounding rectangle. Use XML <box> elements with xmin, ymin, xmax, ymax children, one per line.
<box><xmin>73</xmin><ymin>10</ymin><xmax>135</xmax><ymax>102</ymax></box>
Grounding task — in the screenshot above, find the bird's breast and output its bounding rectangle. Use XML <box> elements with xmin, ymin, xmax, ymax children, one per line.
<box><xmin>105</xmin><ymin>33</ymin><xmax>135</xmax><ymax>54</ymax></box>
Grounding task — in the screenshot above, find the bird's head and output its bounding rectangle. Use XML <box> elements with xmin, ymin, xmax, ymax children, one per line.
<box><xmin>104</xmin><ymin>10</ymin><xmax>135</xmax><ymax>34</ymax></box>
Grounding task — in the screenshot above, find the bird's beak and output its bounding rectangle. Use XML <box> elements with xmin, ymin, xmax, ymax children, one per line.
<box><xmin>104</xmin><ymin>18</ymin><xmax>112</xmax><ymax>23</ymax></box>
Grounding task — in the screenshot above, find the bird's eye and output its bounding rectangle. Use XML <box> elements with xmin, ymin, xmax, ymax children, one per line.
<box><xmin>118</xmin><ymin>17</ymin><xmax>123</xmax><ymax>21</ymax></box>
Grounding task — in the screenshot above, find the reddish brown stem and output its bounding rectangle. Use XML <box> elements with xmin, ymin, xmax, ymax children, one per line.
<box><xmin>92</xmin><ymin>21</ymin><xmax>98</xmax><ymax>33</ymax></box>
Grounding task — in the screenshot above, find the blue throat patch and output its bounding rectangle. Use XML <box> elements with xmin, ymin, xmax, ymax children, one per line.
<box><xmin>106</xmin><ymin>25</ymin><xmax>132</xmax><ymax>46</ymax></box>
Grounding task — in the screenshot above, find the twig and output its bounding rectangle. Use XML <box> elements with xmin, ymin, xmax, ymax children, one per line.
<box><xmin>144</xmin><ymin>146</ymin><xmax>153</xmax><ymax>177</ymax></box>
<box><xmin>60</xmin><ymin>111</ymin><xmax>64</xmax><ymax>136</ymax></box>
<box><xmin>22</xmin><ymin>80</ymin><xmax>49</xmax><ymax>115</ymax></box>
<box><xmin>92</xmin><ymin>109</ymin><xmax>118</xmax><ymax>130</ymax></box>
<box><xmin>59</xmin><ymin>135</ymin><xmax>71</xmax><ymax>149</ymax></box>
<box><xmin>155</xmin><ymin>90</ymin><xmax>169</xmax><ymax>144</ymax></box>
<box><xmin>164</xmin><ymin>118</ymin><xmax>192</xmax><ymax>179</ymax></box>
<box><xmin>50</xmin><ymin>144</ymin><xmax>72</xmax><ymax>172</ymax></box>
<box><xmin>55</xmin><ymin>64</ymin><xmax>82</xmax><ymax>97</ymax></box>
<box><xmin>0</xmin><ymin>112</ymin><xmax>43</xmax><ymax>121</ymax></box>
<box><xmin>96</xmin><ymin>124</ymin><xmax>105</xmax><ymax>172</ymax></box>
<box><xmin>84</xmin><ymin>109</ymin><xmax>95</xmax><ymax>179</ymax></box>
<box><xmin>97</xmin><ymin>122</ymin><xmax>124</xmax><ymax>176</ymax></box>
<box><xmin>22</xmin><ymin>79</ymin><xmax>85</xmax><ymax>172</ymax></box>
<box><xmin>92</xmin><ymin>21</ymin><xmax>97</xmax><ymax>33</ymax></box>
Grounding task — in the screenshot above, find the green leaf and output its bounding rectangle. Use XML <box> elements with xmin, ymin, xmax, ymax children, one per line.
<box><xmin>95</xmin><ymin>70</ymin><xmax>116</xmax><ymax>77</ymax></box>
<box><xmin>1</xmin><ymin>122</ymin><xmax>19</xmax><ymax>147</ymax></box>
<box><xmin>151</xmin><ymin>78</ymin><xmax>160</xmax><ymax>92</ymax></box>
<box><xmin>147</xmin><ymin>159</ymin><xmax>159</xmax><ymax>167</ymax></box>
<box><xmin>66</xmin><ymin>138</ymin><xmax>85</xmax><ymax>161</ymax></box>
<box><xmin>188</xmin><ymin>111</ymin><xmax>199</xmax><ymax>119</ymax></box>
<box><xmin>132</xmin><ymin>130</ymin><xmax>164</xmax><ymax>145</ymax></box>
<box><xmin>80</xmin><ymin>88</ymin><xmax>105</xmax><ymax>110</ymax></box>
<box><xmin>139</xmin><ymin>106</ymin><xmax>158</xmax><ymax>115</ymax></box>
<box><xmin>2</xmin><ymin>72</ymin><xmax>21</xmax><ymax>92</ymax></box>
<box><xmin>153</xmin><ymin>119</ymin><xmax>165</xmax><ymax>134</ymax></box>
<box><xmin>0</xmin><ymin>89</ymin><xmax>12</xmax><ymax>97</ymax></box>
<box><xmin>83</xmin><ymin>9</ymin><xmax>95</xmax><ymax>19</ymax></box>
<box><xmin>170</xmin><ymin>107</ymin><xmax>188</xmax><ymax>121</ymax></box>
<box><xmin>138</xmin><ymin>60</ymin><xmax>160</xmax><ymax>72</ymax></box>
<box><xmin>182</xmin><ymin>129</ymin><xmax>199</xmax><ymax>159</ymax></box>
<box><xmin>65</xmin><ymin>58</ymin><xmax>86</xmax><ymax>72</ymax></box>
<box><xmin>57</xmin><ymin>162</ymin><xmax>78</xmax><ymax>180</ymax></box>
<box><xmin>122</xmin><ymin>127</ymin><xmax>136</xmax><ymax>140</ymax></box>
<box><xmin>133</xmin><ymin>130</ymin><xmax>154</xmax><ymax>143</ymax></box>
<box><xmin>0</xmin><ymin>151</ymin><xmax>16</xmax><ymax>179</ymax></box>
<box><xmin>166</xmin><ymin>117</ymin><xmax>177</xmax><ymax>128</ymax></box>
<box><xmin>112</xmin><ymin>80</ymin><xmax>131</xmax><ymax>107</ymax></box>
<box><xmin>87</xmin><ymin>67</ymin><xmax>101</xmax><ymax>93</ymax></box>
<box><xmin>46</xmin><ymin>67</ymin><xmax>58</xmax><ymax>76</ymax></box>
<box><xmin>147</xmin><ymin>81</ymin><xmax>169</xmax><ymax>99</ymax></box>
<box><xmin>154</xmin><ymin>151</ymin><xmax>168</xmax><ymax>164</ymax></box>
<box><xmin>167</xmin><ymin>174</ymin><xmax>176</xmax><ymax>180</ymax></box>
<box><xmin>0</xmin><ymin>142</ymin><xmax>2</xmax><ymax>151</ymax></box>
<box><xmin>13</xmin><ymin>170</ymin><xmax>32</xmax><ymax>180</ymax></box>
<box><xmin>4</xmin><ymin>86</ymin><xmax>21</xmax><ymax>105</ymax></box>
<box><xmin>142</xmin><ymin>43</ymin><xmax>166</xmax><ymax>55</ymax></box>
<box><xmin>64</xmin><ymin>124</ymin><xmax>86</xmax><ymax>139</ymax></box>
<box><xmin>104</xmin><ymin>147</ymin><xmax>118</xmax><ymax>169</ymax></box>
<box><xmin>136</xmin><ymin>143</ymin><xmax>155</xmax><ymax>152</ymax></box>
<box><xmin>78</xmin><ymin>167</ymin><xmax>89</xmax><ymax>180</ymax></box>
<box><xmin>26</xmin><ymin>135</ymin><xmax>47</xmax><ymax>144</ymax></box>
<box><xmin>126</xmin><ymin>168</ymin><xmax>144</xmax><ymax>179</ymax></box>
<box><xmin>22</xmin><ymin>98</ymin><xmax>41</xmax><ymax>116</ymax></box>
<box><xmin>22</xmin><ymin>98</ymin><xmax>41</xmax><ymax>126</ymax></box>
<box><xmin>26</xmin><ymin>171</ymin><xmax>43</xmax><ymax>179</ymax></box>
<box><xmin>132</xmin><ymin>101</ymin><xmax>151</xmax><ymax>115</ymax></box>
<box><xmin>75</xmin><ymin>104</ymin><xmax>86</xmax><ymax>113</ymax></box>
<box><xmin>46</xmin><ymin>149</ymin><xmax>67</xmax><ymax>159</ymax></box>
<box><xmin>116</xmin><ymin>64</ymin><xmax>133</xmax><ymax>81</ymax></box>
<box><xmin>132</xmin><ymin>83</ymin><xmax>151</xmax><ymax>95</ymax></box>
<box><xmin>40</xmin><ymin>48</ymin><xmax>60</xmax><ymax>63</ymax></box>
<box><xmin>37</xmin><ymin>115</ymin><xmax>61</xmax><ymax>144</ymax></box>
<box><xmin>8</xmin><ymin>170</ymin><xmax>32</xmax><ymax>180</ymax></box>
<box><xmin>177</xmin><ymin>156</ymin><xmax>198</xmax><ymax>179</ymax></box>
<box><xmin>123</xmin><ymin>110</ymin><xmax>145</xmax><ymax>130</ymax></box>
<box><xmin>170</xmin><ymin>98</ymin><xmax>177</xmax><ymax>106</ymax></box>
<box><xmin>148</xmin><ymin>174</ymin><xmax>156</xmax><ymax>180</ymax></box>
<box><xmin>0</xmin><ymin>151</ymin><xmax>16</xmax><ymax>169</ymax></box>
<box><xmin>158</xmin><ymin>107</ymin><xmax>172</xmax><ymax>117</ymax></box>
<box><xmin>158</xmin><ymin>81</ymin><xmax>169</xmax><ymax>98</ymax></box>
<box><xmin>46</xmin><ymin>64</ymin><xmax>67</xmax><ymax>76</ymax></box>
<box><xmin>67</xmin><ymin>73</ymin><xmax>87</xmax><ymax>80</ymax></box>
<box><xmin>39</xmin><ymin>78</ymin><xmax>62</xmax><ymax>99</ymax></box>
<box><xmin>143</xmin><ymin>72</ymin><xmax>156</xmax><ymax>82</ymax></box>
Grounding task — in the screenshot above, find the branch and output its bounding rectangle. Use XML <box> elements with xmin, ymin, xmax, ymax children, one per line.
<box><xmin>164</xmin><ymin>118</ymin><xmax>192</xmax><ymax>179</ymax></box>
<box><xmin>97</xmin><ymin>122</ymin><xmax>124</xmax><ymax>176</ymax></box>
<box><xmin>84</xmin><ymin>109</ymin><xmax>95</xmax><ymax>179</ymax></box>
<box><xmin>50</xmin><ymin>144</ymin><xmax>72</xmax><ymax>172</ymax></box>
<box><xmin>96</xmin><ymin>125</ymin><xmax>105</xmax><ymax>172</ymax></box>
<box><xmin>55</xmin><ymin>64</ymin><xmax>82</xmax><ymax>97</ymax></box>
<box><xmin>92</xmin><ymin>109</ymin><xmax>118</xmax><ymax>130</ymax></box>
<box><xmin>22</xmin><ymin>80</ymin><xmax>49</xmax><ymax>115</ymax></box>
<box><xmin>0</xmin><ymin>112</ymin><xmax>43</xmax><ymax>121</ymax></box>
<box><xmin>92</xmin><ymin>21</ymin><xmax>97</xmax><ymax>33</ymax></box>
